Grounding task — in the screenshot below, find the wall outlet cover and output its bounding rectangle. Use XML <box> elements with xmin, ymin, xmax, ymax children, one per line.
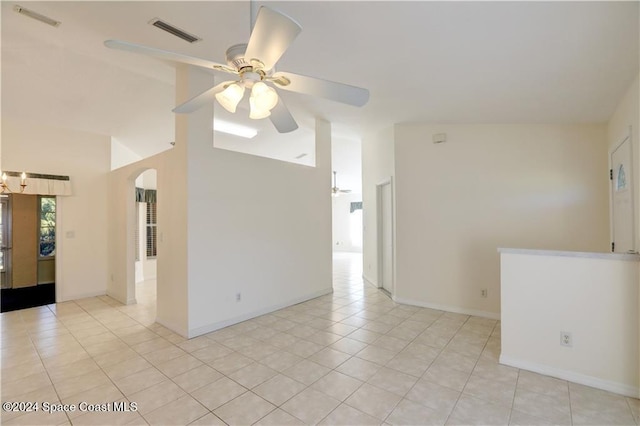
<box><xmin>560</xmin><ymin>331</ymin><xmax>572</xmax><ymax>347</ymax></box>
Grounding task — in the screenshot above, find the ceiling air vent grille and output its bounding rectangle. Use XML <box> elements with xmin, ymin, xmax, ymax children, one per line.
<box><xmin>14</xmin><ymin>5</ymin><xmax>61</xmax><ymax>27</ymax></box>
<box><xmin>149</xmin><ymin>18</ymin><xmax>201</xmax><ymax>43</ymax></box>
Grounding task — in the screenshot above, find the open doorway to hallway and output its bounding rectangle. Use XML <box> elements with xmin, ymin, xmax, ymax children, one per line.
<box><xmin>128</xmin><ymin>169</ymin><xmax>157</xmax><ymax>323</ymax></box>
<box><xmin>331</xmin><ymin>137</ymin><xmax>363</xmax><ymax>286</ymax></box>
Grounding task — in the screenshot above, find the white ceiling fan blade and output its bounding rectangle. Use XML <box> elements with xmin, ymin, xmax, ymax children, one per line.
<box><xmin>104</xmin><ymin>40</ymin><xmax>237</xmax><ymax>74</ymax></box>
<box><xmin>173</xmin><ymin>81</ymin><xmax>229</xmax><ymax>114</ymax></box>
<box><xmin>244</xmin><ymin>7</ymin><xmax>302</xmax><ymax>71</ymax></box>
<box><xmin>269</xmin><ymin>97</ymin><xmax>299</xmax><ymax>133</ymax></box>
<box><xmin>271</xmin><ymin>72</ymin><xmax>369</xmax><ymax>107</ymax></box>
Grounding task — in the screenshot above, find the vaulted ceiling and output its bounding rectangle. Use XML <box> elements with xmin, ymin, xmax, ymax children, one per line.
<box><xmin>2</xmin><ymin>1</ymin><xmax>638</xmax><ymax>192</ymax></box>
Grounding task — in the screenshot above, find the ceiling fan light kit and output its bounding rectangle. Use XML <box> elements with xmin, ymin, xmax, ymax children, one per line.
<box><xmin>250</xmin><ymin>82</ymin><xmax>278</xmax><ymax>111</ymax></box>
<box><xmin>104</xmin><ymin>5</ymin><xmax>369</xmax><ymax>133</ymax></box>
<box><xmin>249</xmin><ymin>97</ymin><xmax>271</xmax><ymax>119</ymax></box>
<box><xmin>215</xmin><ymin>83</ymin><xmax>245</xmax><ymax>113</ymax></box>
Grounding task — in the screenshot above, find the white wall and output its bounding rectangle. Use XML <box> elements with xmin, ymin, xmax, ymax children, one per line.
<box><xmin>606</xmin><ymin>71</ymin><xmax>640</xmax><ymax>401</ymax></box>
<box><xmin>332</xmin><ymin>193</ymin><xmax>362</xmax><ymax>253</ymax></box>
<box><xmin>109</xmin><ymin>65</ymin><xmax>190</xmax><ymax>332</ymax></box>
<box><xmin>500</xmin><ymin>250</ymin><xmax>639</xmax><ymax>397</ymax></box>
<box><xmin>393</xmin><ymin>124</ymin><xmax>609</xmax><ymax>317</ymax></box>
<box><xmin>2</xmin><ymin>119</ymin><xmax>110</xmax><ymax>301</ymax></box>
<box><xmin>361</xmin><ymin>126</ymin><xmax>395</xmax><ymax>286</ymax></box>
<box><xmin>185</xmin><ymin>83</ymin><xmax>333</xmax><ymax>336</ymax></box>
<box><xmin>111</xmin><ymin>138</ymin><xmax>142</xmax><ymax>171</ymax></box>
<box><xmin>108</xmin><ymin>66</ymin><xmax>333</xmax><ymax>337</ymax></box>
<box><xmin>109</xmin><ymin>147</ymin><xmax>188</xmax><ymax>334</ymax></box>
<box><xmin>608</xmin><ymin>73</ymin><xmax>640</xmax><ymax>250</ymax></box>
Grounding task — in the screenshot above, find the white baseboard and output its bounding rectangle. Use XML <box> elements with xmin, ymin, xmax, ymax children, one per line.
<box><xmin>392</xmin><ymin>296</ymin><xmax>500</xmax><ymax>320</ymax></box>
<box><xmin>362</xmin><ymin>274</ymin><xmax>378</xmax><ymax>288</ymax></box>
<box><xmin>188</xmin><ymin>287</ymin><xmax>334</xmax><ymax>338</ymax></box>
<box><xmin>100</xmin><ymin>289</ymin><xmax>132</xmax><ymax>305</ymax></box>
<box><xmin>156</xmin><ymin>316</ymin><xmax>188</xmax><ymax>338</ymax></box>
<box><xmin>500</xmin><ymin>354</ymin><xmax>639</xmax><ymax>398</ymax></box>
<box><xmin>61</xmin><ymin>290</ymin><xmax>107</xmax><ymax>303</ymax></box>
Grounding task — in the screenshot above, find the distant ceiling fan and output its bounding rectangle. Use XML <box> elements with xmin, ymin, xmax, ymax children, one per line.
<box><xmin>104</xmin><ymin>6</ymin><xmax>369</xmax><ymax>134</ymax></box>
<box><xmin>332</xmin><ymin>171</ymin><xmax>352</xmax><ymax>197</ymax></box>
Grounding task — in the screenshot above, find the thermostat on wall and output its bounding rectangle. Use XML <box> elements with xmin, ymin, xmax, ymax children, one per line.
<box><xmin>433</xmin><ymin>133</ymin><xmax>447</xmax><ymax>144</ymax></box>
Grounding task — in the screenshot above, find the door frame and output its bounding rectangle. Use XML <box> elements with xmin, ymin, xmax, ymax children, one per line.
<box><xmin>1</xmin><ymin>196</ymin><xmax>12</xmax><ymax>289</ymax></box>
<box><xmin>609</xmin><ymin>126</ymin><xmax>635</xmax><ymax>253</ymax></box>
<box><xmin>376</xmin><ymin>177</ymin><xmax>394</xmax><ymax>295</ymax></box>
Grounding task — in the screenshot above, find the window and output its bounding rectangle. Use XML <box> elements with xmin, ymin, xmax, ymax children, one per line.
<box><xmin>146</xmin><ymin>202</ymin><xmax>157</xmax><ymax>258</ymax></box>
<box><xmin>135</xmin><ymin>202</ymin><xmax>140</xmax><ymax>261</ymax></box>
<box><xmin>39</xmin><ymin>196</ymin><xmax>56</xmax><ymax>257</ymax></box>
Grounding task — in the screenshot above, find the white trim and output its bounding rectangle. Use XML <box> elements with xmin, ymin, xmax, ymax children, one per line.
<box><xmin>60</xmin><ymin>290</ymin><xmax>106</xmax><ymax>303</ymax></box>
<box><xmin>376</xmin><ymin>178</ymin><xmax>394</xmax><ymax>296</ymax></box>
<box><xmin>104</xmin><ymin>290</ymin><xmax>136</xmax><ymax>306</ymax></box>
<box><xmin>55</xmin><ymin>196</ymin><xmax>62</xmax><ymax>303</ymax></box>
<box><xmin>188</xmin><ymin>287</ymin><xmax>334</xmax><ymax>338</ymax></box>
<box><xmin>105</xmin><ymin>290</ymin><xmax>127</xmax><ymax>305</ymax></box>
<box><xmin>393</xmin><ymin>295</ymin><xmax>500</xmax><ymax>320</ymax></box>
<box><xmin>497</xmin><ymin>247</ymin><xmax>640</xmax><ymax>262</ymax></box>
<box><xmin>499</xmin><ymin>354</ymin><xmax>639</xmax><ymax>398</ymax></box>
<box><xmin>609</xmin><ymin>126</ymin><xmax>635</xmax><ymax>253</ymax></box>
<box><xmin>156</xmin><ymin>316</ymin><xmax>189</xmax><ymax>338</ymax></box>
<box><xmin>362</xmin><ymin>274</ymin><xmax>378</xmax><ymax>288</ymax></box>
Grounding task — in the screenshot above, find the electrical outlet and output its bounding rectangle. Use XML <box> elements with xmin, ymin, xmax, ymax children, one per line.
<box><xmin>560</xmin><ymin>331</ymin><xmax>572</xmax><ymax>347</ymax></box>
<box><xmin>481</xmin><ymin>289</ymin><xmax>488</xmax><ymax>298</ymax></box>
<box><xmin>236</xmin><ymin>293</ymin><xmax>241</xmax><ymax>302</ymax></box>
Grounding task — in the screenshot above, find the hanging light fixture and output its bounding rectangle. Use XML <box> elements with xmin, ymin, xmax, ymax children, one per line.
<box><xmin>0</xmin><ymin>171</ymin><xmax>27</xmax><ymax>194</ymax></box>
<box><xmin>250</xmin><ymin>82</ymin><xmax>278</xmax><ymax>111</ymax></box>
<box><xmin>215</xmin><ymin>83</ymin><xmax>245</xmax><ymax>113</ymax></box>
<box><xmin>217</xmin><ymin>79</ymin><xmax>280</xmax><ymax>120</ymax></box>
<box><xmin>249</xmin><ymin>97</ymin><xmax>271</xmax><ymax>119</ymax></box>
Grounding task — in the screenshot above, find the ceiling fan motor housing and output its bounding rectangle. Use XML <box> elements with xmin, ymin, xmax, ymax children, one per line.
<box><xmin>225</xmin><ymin>43</ymin><xmax>250</xmax><ymax>69</ymax></box>
<box><xmin>226</xmin><ymin>43</ymin><xmax>268</xmax><ymax>87</ymax></box>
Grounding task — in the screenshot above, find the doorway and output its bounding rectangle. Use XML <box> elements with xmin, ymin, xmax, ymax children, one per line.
<box><xmin>131</xmin><ymin>169</ymin><xmax>157</xmax><ymax>315</ymax></box>
<box><xmin>377</xmin><ymin>179</ymin><xmax>394</xmax><ymax>295</ymax></box>
<box><xmin>0</xmin><ymin>194</ymin><xmax>56</xmax><ymax>312</ymax></box>
<box><xmin>610</xmin><ymin>130</ymin><xmax>635</xmax><ymax>253</ymax></box>
<box><xmin>1</xmin><ymin>196</ymin><xmax>11</xmax><ymax>290</ymax></box>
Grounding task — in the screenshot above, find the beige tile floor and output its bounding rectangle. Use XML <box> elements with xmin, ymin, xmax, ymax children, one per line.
<box><xmin>1</xmin><ymin>252</ymin><xmax>638</xmax><ymax>425</ymax></box>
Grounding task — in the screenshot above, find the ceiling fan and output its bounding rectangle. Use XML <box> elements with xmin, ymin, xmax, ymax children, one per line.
<box><xmin>332</xmin><ymin>171</ymin><xmax>352</xmax><ymax>197</ymax></box>
<box><xmin>104</xmin><ymin>6</ymin><xmax>369</xmax><ymax>134</ymax></box>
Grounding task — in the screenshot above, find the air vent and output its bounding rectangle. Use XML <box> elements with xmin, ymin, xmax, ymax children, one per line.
<box><xmin>149</xmin><ymin>18</ymin><xmax>201</xmax><ymax>43</ymax></box>
<box><xmin>14</xmin><ymin>5</ymin><xmax>61</xmax><ymax>27</ymax></box>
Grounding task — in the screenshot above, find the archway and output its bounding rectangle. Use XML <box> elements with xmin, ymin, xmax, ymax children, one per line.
<box><xmin>127</xmin><ymin>168</ymin><xmax>158</xmax><ymax>319</ymax></box>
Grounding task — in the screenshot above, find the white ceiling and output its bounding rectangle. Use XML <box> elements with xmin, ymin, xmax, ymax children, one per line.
<box><xmin>2</xmin><ymin>1</ymin><xmax>638</xmax><ymax>194</ymax></box>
